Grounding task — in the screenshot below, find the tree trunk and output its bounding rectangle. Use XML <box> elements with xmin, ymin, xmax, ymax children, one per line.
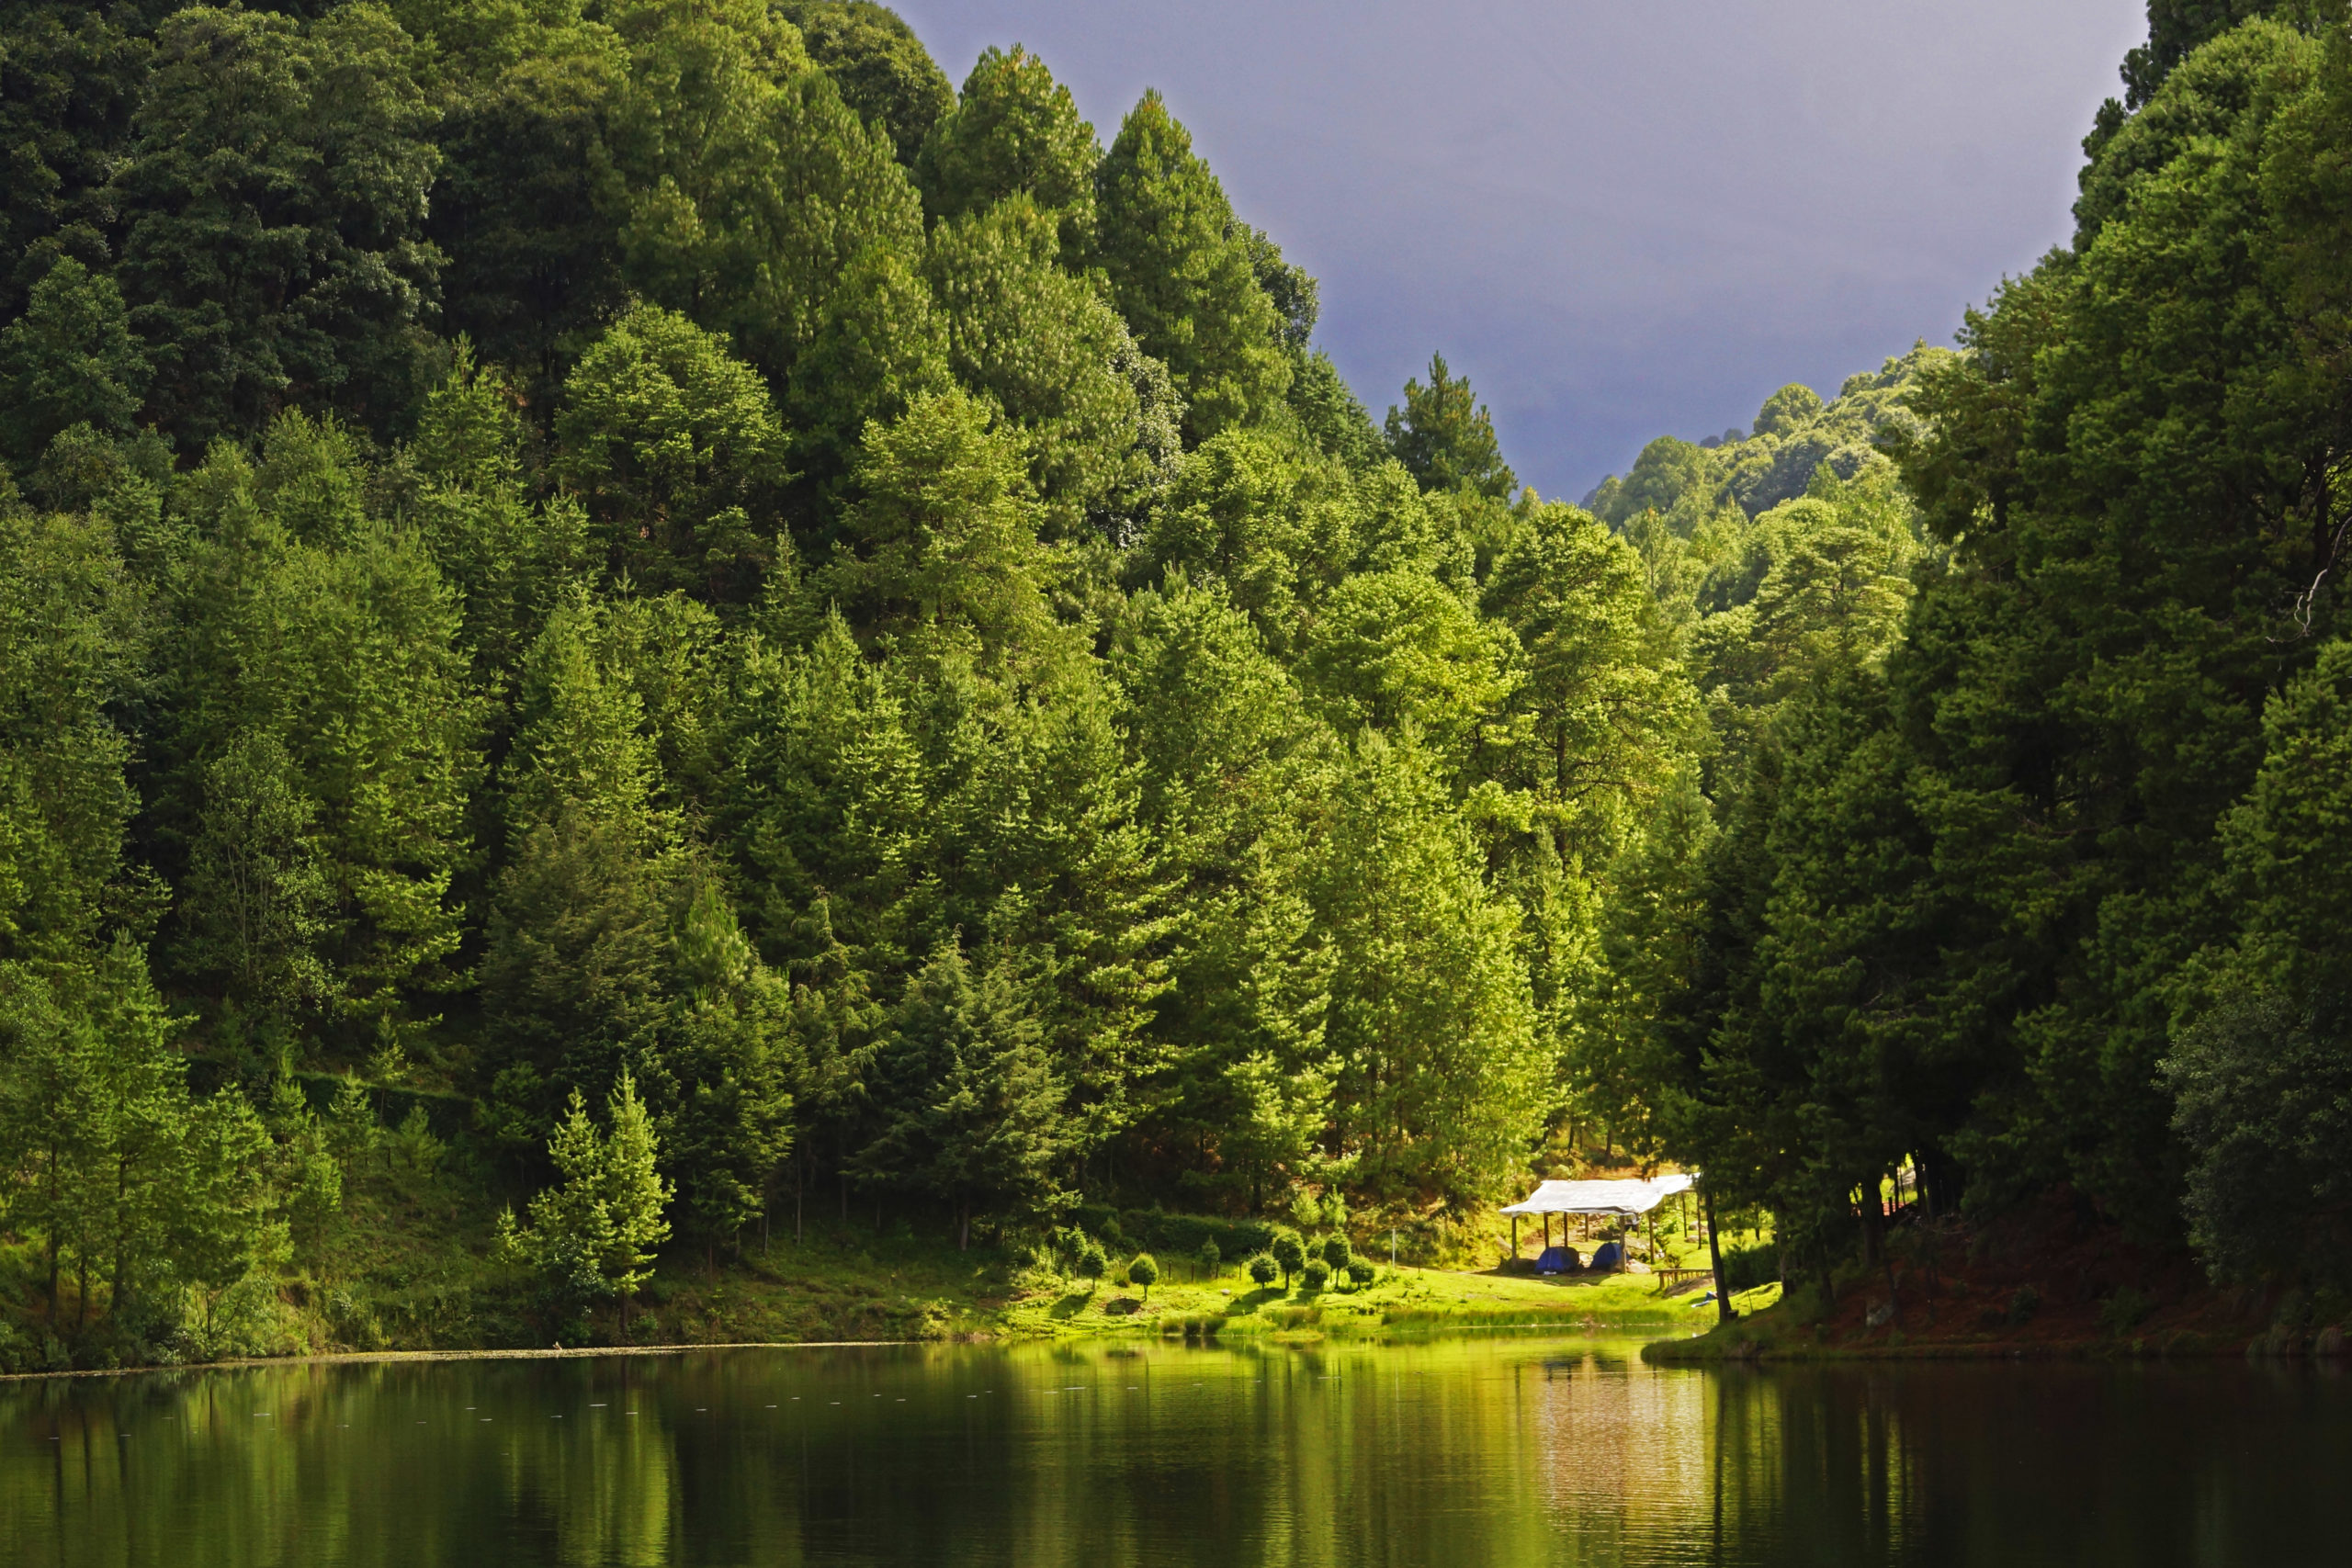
<box><xmin>1704</xmin><ymin>1187</ymin><xmax>1733</xmax><ymax>1326</ymax></box>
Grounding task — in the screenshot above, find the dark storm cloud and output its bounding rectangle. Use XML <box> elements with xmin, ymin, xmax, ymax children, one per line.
<box><xmin>889</xmin><ymin>0</ymin><xmax>2151</xmax><ymax>499</ymax></box>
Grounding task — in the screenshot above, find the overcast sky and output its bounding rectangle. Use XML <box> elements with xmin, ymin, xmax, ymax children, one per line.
<box><xmin>888</xmin><ymin>0</ymin><xmax>2152</xmax><ymax>499</ymax></box>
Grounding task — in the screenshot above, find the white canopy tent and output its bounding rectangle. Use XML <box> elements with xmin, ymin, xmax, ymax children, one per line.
<box><xmin>1501</xmin><ymin>1175</ymin><xmax>1692</xmax><ymax>1216</ymax></box>
<box><xmin>1502</xmin><ymin>1175</ymin><xmax>1696</xmax><ymax>1273</ymax></box>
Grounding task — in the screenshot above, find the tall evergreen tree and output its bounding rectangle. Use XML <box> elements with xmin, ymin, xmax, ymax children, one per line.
<box><xmin>1384</xmin><ymin>354</ymin><xmax>1515</xmax><ymax>499</ymax></box>
<box><xmin>779</xmin><ymin>1</ymin><xmax>953</xmax><ymax>166</ymax></box>
<box><xmin>915</xmin><ymin>45</ymin><xmax>1100</xmax><ymax>260</ymax></box>
<box><xmin>551</xmin><ymin>304</ymin><xmax>790</xmax><ymax>604</ymax></box>
<box><xmin>1094</xmin><ymin>91</ymin><xmax>1290</xmax><ymax>441</ymax></box>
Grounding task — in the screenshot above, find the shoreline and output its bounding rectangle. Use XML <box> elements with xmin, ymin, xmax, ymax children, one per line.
<box><xmin>0</xmin><ymin>1339</ymin><xmax>922</xmax><ymax>1384</ymax></box>
<box><xmin>3</xmin><ymin>1308</ymin><xmax>1706</xmax><ymax>1383</ymax></box>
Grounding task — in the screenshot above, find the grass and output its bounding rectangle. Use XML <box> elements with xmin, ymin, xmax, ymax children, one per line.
<box><xmin>5</xmin><ymin>1124</ymin><xmax>1747</xmax><ymax>1371</ymax></box>
<box><xmin>989</xmin><ymin>1259</ymin><xmax>1719</xmax><ymax>1342</ymax></box>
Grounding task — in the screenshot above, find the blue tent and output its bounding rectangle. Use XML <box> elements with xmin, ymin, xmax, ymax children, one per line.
<box><xmin>1534</xmin><ymin>1246</ymin><xmax>1578</xmax><ymax>1275</ymax></box>
<box><xmin>1589</xmin><ymin>1240</ymin><xmax>1623</xmax><ymax>1272</ymax></box>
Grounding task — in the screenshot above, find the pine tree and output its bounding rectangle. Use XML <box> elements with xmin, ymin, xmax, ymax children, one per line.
<box><xmin>1383</xmin><ymin>354</ymin><xmax>1515</xmax><ymax>499</ymax></box>
<box><xmin>856</xmin><ymin>941</ymin><xmax>1068</xmax><ymax>1247</ymax></box>
<box><xmin>915</xmin><ymin>45</ymin><xmax>1100</xmax><ymax>260</ymax></box>
<box><xmin>0</xmin><ymin>258</ymin><xmax>150</xmax><ymax>465</ymax></box>
<box><xmin>503</xmin><ymin>1070</ymin><xmax>673</xmax><ymax>1338</ymax></box>
<box><xmin>552</xmin><ymin>305</ymin><xmax>792</xmax><ymax>605</ymax></box>
<box><xmin>925</xmin><ymin>194</ymin><xmax>1151</xmax><ymax>529</ymax></box>
<box><xmin>780</xmin><ymin>1</ymin><xmax>954</xmax><ymax>166</ymax></box>
<box><xmin>1095</xmin><ymin>91</ymin><xmax>1290</xmax><ymax>440</ymax></box>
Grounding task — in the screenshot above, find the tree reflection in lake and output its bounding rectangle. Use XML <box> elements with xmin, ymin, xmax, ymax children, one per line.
<box><xmin>4</xmin><ymin>1339</ymin><xmax>2347</xmax><ymax>1566</ymax></box>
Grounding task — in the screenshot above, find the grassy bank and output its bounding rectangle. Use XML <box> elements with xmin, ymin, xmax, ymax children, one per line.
<box><xmin>2</xmin><ymin>1128</ymin><xmax>1728</xmax><ymax>1370</ymax></box>
<box><xmin>994</xmin><ymin>1259</ymin><xmax>1717</xmax><ymax>1342</ymax></box>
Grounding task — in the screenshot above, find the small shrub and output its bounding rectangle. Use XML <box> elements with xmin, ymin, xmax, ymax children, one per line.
<box><xmin>2007</xmin><ymin>1284</ymin><xmax>2041</xmax><ymax>1325</ymax></box>
<box><xmin>1197</xmin><ymin>1238</ymin><xmax>1220</xmax><ymax>1276</ymax></box>
<box><xmin>1715</xmin><ymin>1238</ymin><xmax>1780</xmax><ymax>1292</ymax></box>
<box><xmin>1345</xmin><ymin>1258</ymin><xmax>1375</xmax><ymax>1287</ymax></box>
<box><xmin>1321</xmin><ymin>1234</ymin><xmax>1352</xmax><ymax>1271</ymax></box>
<box><xmin>1301</xmin><ymin>1258</ymin><xmax>1331</xmax><ymax>1292</ymax></box>
<box><xmin>1128</xmin><ymin>1253</ymin><xmax>1159</xmax><ymax>1298</ymax></box>
<box><xmin>2099</xmin><ymin>1286</ymin><xmax>2154</xmax><ymax>1337</ymax></box>
<box><xmin>1247</xmin><ymin>1252</ymin><xmax>1280</xmax><ymax>1289</ymax></box>
<box><xmin>1074</xmin><ymin>1235</ymin><xmax>1109</xmax><ymax>1283</ymax></box>
<box><xmin>1270</xmin><ymin>1228</ymin><xmax>1306</xmax><ymax>1285</ymax></box>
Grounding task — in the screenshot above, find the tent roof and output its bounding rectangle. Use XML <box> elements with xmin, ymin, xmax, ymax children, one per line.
<box><xmin>1500</xmin><ymin>1175</ymin><xmax>1693</xmax><ymax>1216</ymax></box>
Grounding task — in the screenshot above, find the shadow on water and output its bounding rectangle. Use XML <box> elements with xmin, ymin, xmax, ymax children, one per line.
<box><xmin>5</xmin><ymin>1339</ymin><xmax>2350</xmax><ymax>1566</ymax></box>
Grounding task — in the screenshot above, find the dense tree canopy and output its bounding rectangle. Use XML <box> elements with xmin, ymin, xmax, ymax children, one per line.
<box><xmin>6</xmin><ymin>0</ymin><xmax>2352</xmax><ymax>1367</ymax></box>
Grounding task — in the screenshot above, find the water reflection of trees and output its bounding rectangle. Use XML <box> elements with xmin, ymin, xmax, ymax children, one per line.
<box><xmin>6</xmin><ymin>1348</ymin><xmax>2352</xmax><ymax>1565</ymax></box>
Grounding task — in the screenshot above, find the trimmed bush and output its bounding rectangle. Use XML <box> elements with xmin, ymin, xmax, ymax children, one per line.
<box><xmin>1128</xmin><ymin>1253</ymin><xmax>1159</xmax><ymax>1297</ymax></box>
<box><xmin>1321</xmin><ymin>1234</ymin><xmax>1352</xmax><ymax>1270</ymax></box>
<box><xmin>1247</xmin><ymin>1252</ymin><xmax>1280</xmax><ymax>1288</ymax></box>
<box><xmin>1301</xmin><ymin>1258</ymin><xmax>1330</xmax><ymax>1292</ymax></box>
<box><xmin>1270</xmin><ymin>1228</ymin><xmax>1306</xmax><ymax>1285</ymax></box>
<box><xmin>1345</xmin><ymin>1258</ymin><xmax>1375</xmax><ymax>1287</ymax></box>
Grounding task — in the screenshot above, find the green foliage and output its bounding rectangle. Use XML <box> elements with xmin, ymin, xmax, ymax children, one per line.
<box><xmin>821</xmin><ymin>385</ymin><xmax>1055</xmax><ymax>656</ymax></box>
<box><xmin>1268</xmin><ymin>1226</ymin><xmax>1305</xmax><ymax>1284</ymax></box>
<box><xmin>925</xmin><ymin>194</ymin><xmax>1151</xmax><ymax>529</ymax></box>
<box><xmin>1611</xmin><ymin>13</ymin><xmax>2352</xmax><ymax>1274</ymax></box>
<box><xmin>114</xmin><ymin>4</ymin><xmax>443</xmax><ymax>448</ymax></box>
<box><xmin>1585</xmin><ymin>346</ymin><xmax>1948</xmax><ymax>526</ymax></box>
<box><xmin>779</xmin><ymin>2</ymin><xmax>953</xmax><ymax>166</ymax></box>
<box><xmin>2164</xmin><ymin>994</ymin><xmax>2352</xmax><ymax>1290</ymax></box>
<box><xmin>1384</xmin><ymin>354</ymin><xmax>1515</xmax><ymax>499</ymax></box>
<box><xmin>1317</xmin><ymin>730</ymin><xmax>1545</xmax><ymax>1205</ymax></box>
<box><xmin>2121</xmin><ymin>0</ymin><xmax>2313</xmax><ymax>107</ymax></box>
<box><xmin>0</xmin><ymin>502</ymin><xmax>142</xmax><ymax>962</ymax></box>
<box><xmin>1300</xmin><ymin>1256</ymin><xmax>1329</xmax><ymax>1291</ymax></box>
<box><xmin>1125</xmin><ymin>1250</ymin><xmax>1157</xmax><ymax>1295</ymax></box>
<box><xmin>0</xmin><ymin>942</ymin><xmax>280</xmax><ymax>1356</ymax></box>
<box><xmin>0</xmin><ymin>257</ymin><xmax>150</xmax><ymax>466</ymax></box>
<box><xmin>405</xmin><ymin>344</ymin><xmax>592</xmax><ymax>683</ymax></box>
<box><xmin>153</xmin><ymin>418</ymin><xmax>481</xmax><ymax>1022</ymax></box>
<box><xmin>785</xmin><ymin>241</ymin><xmax>953</xmax><ymax>507</ymax></box>
<box><xmin>1246</xmin><ymin>1250</ymin><xmax>1278</xmax><ymax>1288</ymax></box>
<box><xmin>16</xmin><ymin>0</ymin><xmax>2346</xmax><ymax>1364</ymax></box>
<box><xmin>423</xmin><ymin>8</ymin><xmax>628</xmax><ymax>403</ymax></box>
<box><xmin>597</xmin><ymin>0</ymin><xmax>921</xmax><ymax>389</ymax></box>
<box><xmin>916</xmin><ymin>45</ymin><xmax>1099</xmax><ymax>260</ymax></box>
<box><xmin>1095</xmin><ymin>91</ymin><xmax>1290</xmax><ymax>440</ymax></box>
<box><xmin>502</xmin><ymin>1070</ymin><xmax>673</xmax><ymax>1329</ymax></box>
<box><xmin>0</xmin><ymin>1</ymin><xmax>151</xmax><ymax>326</ymax></box>
<box><xmin>854</xmin><ymin>939</ymin><xmax>1068</xmax><ymax>1246</ymax></box>
<box><xmin>553</xmin><ymin>304</ymin><xmax>790</xmax><ymax>604</ymax></box>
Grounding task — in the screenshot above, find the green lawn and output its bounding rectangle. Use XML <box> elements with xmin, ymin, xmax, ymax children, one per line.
<box><xmin>989</xmin><ymin>1259</ymin><xmax>1718</xmax><ymax>1340</ymax></box>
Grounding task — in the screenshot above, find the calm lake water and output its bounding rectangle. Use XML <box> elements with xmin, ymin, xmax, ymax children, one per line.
<box><xmin>5</xmin><ymin>1336</ymin><xmax>2347</xmax><ymax>1566</ymax></box>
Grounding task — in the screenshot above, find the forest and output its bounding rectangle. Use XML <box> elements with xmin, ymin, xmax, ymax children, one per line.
<box><xmin>1</xmin><ymin>0</ymin><xmax>2349</xmax><ymax>1368</ymax></box>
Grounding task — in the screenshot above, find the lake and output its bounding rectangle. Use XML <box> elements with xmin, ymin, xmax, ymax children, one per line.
<box><xmin>5</xmin><ymin>1337</ymin><xmax>2348</xmax><ymax>1566</ymax></box>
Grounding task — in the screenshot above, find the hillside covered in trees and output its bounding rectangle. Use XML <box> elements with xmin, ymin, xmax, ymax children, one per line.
<box><xmin>2</xmin><ymin>0</ymin><xmax>2350</xmax><ymax>1368</ymax></box>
